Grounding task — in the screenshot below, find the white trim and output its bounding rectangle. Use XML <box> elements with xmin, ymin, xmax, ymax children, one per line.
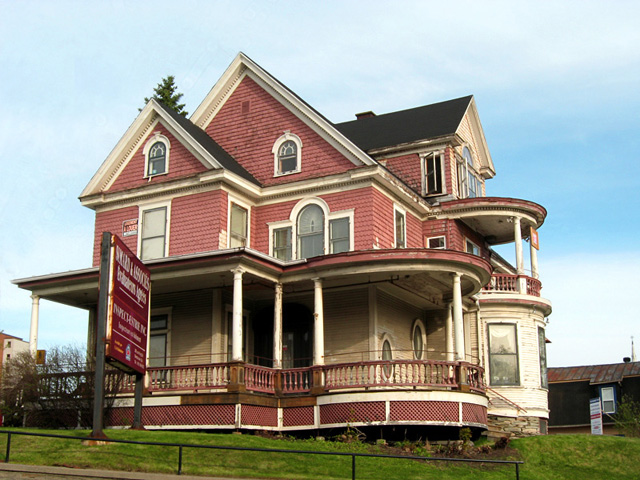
<box><xmin>426</xmin><ymin>235</ymin><xmax>446</xmax><ymax>249</ymax></box>
<box><xmin>420</xmin><ymin>149</ymin><xmax>446</xmax><ymax>196</ymax></box>
<box><xmin>138</xmin><ymin>199</ymin><xmax>172</xmax><ymax>260</ymax></box>
<box><xmin>393</xmin><ymin>204</ymin><xmax>406</xmax><ymax>249</ymax></box>
<box><xmin>227</xmin><ymin>195</ymin><xmax>252</xmax><ymax>249</ymax></box>
<box><xmin>272</xmin><ymin>131</ymin><xmax>303</xmax><ymax>177</ymax></box>
<box><xmin>143</xmin><ymin>133</ymin><xmax>171</xmax><ymax>178</ymax></box>
<box><xmin>486</xmin><ymin>321</ymin><xmax>521</xmax><ymax>387</ymax></box>
<box><xmin>291</xmin><ymin>198</ymin><xmax>329</xmax><ymax>259</ymax></box>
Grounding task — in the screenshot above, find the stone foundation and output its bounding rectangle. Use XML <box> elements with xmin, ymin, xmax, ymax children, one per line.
<box><xmin>487</xmin><ymin>415</ymin><xmax>546</xmax><ymax>438</ymax></box>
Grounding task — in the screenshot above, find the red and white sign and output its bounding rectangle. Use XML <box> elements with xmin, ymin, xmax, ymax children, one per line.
<box><xmin>530</xmin><ymin>227</ymin><xmax>540</xmax><ymax>250</ymax></box>
<box><xmin>590</xmin><ymin>398</ymin><xmax>603</xmax><ymax>435</ymax></box>
<box><xmin>105</xmin><ymin>235</ymin><xmax>150</xmax><ymax>374</ymax></box>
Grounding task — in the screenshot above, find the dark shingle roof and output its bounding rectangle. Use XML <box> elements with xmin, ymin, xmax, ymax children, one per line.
<box><xmin>156</xmin><ymin>101</ymin><xmax>260</xmax><ymax>186</ymax></box>
<box><xmin>548</xmin><ymin>362</ymin><xmax>640</xmax><ymax>385</ymax></box>
<box><xmin>334</xmin><ymin>95</ymin><xmax>473</xmax><ymax>151</ymax></box>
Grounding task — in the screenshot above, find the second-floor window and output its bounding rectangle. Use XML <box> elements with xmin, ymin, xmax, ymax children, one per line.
<box><xmin>329</xmin><ymin>217</ymin><xmax>350</xmax><ymax>254</ymax></box>
<box><xmin>298</xmin><ymin>204</ymin><xmax>324</xmax><ymax>258</ymax></box>
<box><xmin>394</xmin><ymin>208</ymin><xmax>406</xmax><ymax>248</ymax></box>
<box><xmin>140</xmin><ymin>206</ymin><xmax>167</xmax><ymax>260</ymax></box>
<box><xmin>229</xmin><ymin>203</ymin><xmax>248</xmax><ymax>247</ymax></box>
<box><xmin>273</xmin><ymin>227</ymin><xmax>292</xmax><ymax>261</ymax></box>
<box><xmin>424</xmin><ymin>152</ymin><xmax>444</xmax><ymax>195</ymax></box>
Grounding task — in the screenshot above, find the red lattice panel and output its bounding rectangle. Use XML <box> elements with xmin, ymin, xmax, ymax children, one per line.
<box><xmin>319</xmin><ymin>402</ymin><xmax>385</xmax><ymax>425</ymax></box>
<box><xmin>390</xmin><ymin>401</ymin><xmax>459</xmax><ymax>422</ymax></box>
<box><xmin>106</xmin><ymin>407</ymin><xmax>134</xmax><ymax>426</ymax></box>
<box><xmin>283</xmin><ymin>406</ymin><xmax>314</xmax><ymax>427</ymax></box>
<box><xmin>141</xmin><ymin>404</ymin><xmax>236</xmax><ymax>426</ymax></box>
<box><xmin>462</xmin><ymin>403</ymin><xmax>487</xmax><ymax>425</ymax></box>
<box><xmin>241</xmin><ymin>405</ymin><xmax>278</xmax><ymax>427</ymax></box>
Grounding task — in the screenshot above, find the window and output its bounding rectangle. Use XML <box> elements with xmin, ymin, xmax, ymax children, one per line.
<box><xmin>427</xmin><ymin>236</ymin><xmax>446</xmax><ymax>249</ymax></box>
<box><xmin>600</xmin><ymin>386</ymin><xmax>616</xmax><ymax>414</ymax></box>
<box><xmin>298</xmin><ymin>204</ymin><xmax>324</xmax><ymax>258</ymax></box>
<box><xmin>143</xmin><ymin>134</ymin><xmax>170</xmax><ymax>177</ymax></box>
<box><xmin>229</xmin><ymin>203</ymin><xmax>248</xmax><ymax>247</ymax></box>
<box><xmin>273</xmin><ymin>132</ymin><xmax>302</xmax><ymax>176</ymax></box>
<box><xmin>457</xmin><ymin>147</ymin><xmax>481</xmax><ymax>199</ymax></box>
<box><xmin>6</xmin><ymin>341</ymin><xmax>11</xmax><ymax>348</ymax></box>
<box><xmin>412</xmin><ymin>320</ymin><xmax>426</xmax><ymax>360</ymax></box>
<box><xmin>424</xmin><ymin>152</ymin><xmax>444</xmax><ymax>195</ymax></box>
<box><xmin>538</xmin><ymin>327</ymin><xmax>548</xmax><ymax>388</ymax></box>
<box><xmin>466</xmin><ymin>239</ymin><xmax>480</xmax><ymax>256</ymax></box>
<box><xmin>273</xmin><ymin>227</ymin><xmax>292</xmax><ymax>261</ymax></box>
<box><xmin>488</xmin><ymin>324</ymin><xmax>520</xmax><ymax>386</ymax></box>
<box><xmin>394</xmin><ymin>208</ymin><xmax>406</xmax><ymax>248</ymax></box>
<box><xmin>382</xmin><ymin>339</ymin><xmax>393</xmax><ymax>378</ymax></box>
<box><xmin>149</xmin><ymin>314</ymin><xmax>169</xmax><ymax>367</ymax></box>
<box><xmin>329</xmin><ymin>217</ymin><xmax>350</xmax><ymax>254</ymax></box>
<box><xmin>140</xmin><ymin>206</ymin><xmax>167</xmax><ymax>260</ymax></box>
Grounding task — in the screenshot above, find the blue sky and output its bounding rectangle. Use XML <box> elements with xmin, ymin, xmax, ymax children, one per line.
<box><xmin>1</xmin><ymin>1</ymin><xmax>639</xmax><ymax>367</ymax></box>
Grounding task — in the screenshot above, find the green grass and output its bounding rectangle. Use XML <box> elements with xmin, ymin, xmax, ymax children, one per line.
<box><xmin>1</xmin><ymin>429</ymin><xmax>639</xmax><ymax>479</ymax></box>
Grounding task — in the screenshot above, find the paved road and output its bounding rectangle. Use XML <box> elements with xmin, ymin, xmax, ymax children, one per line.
<box><xmin>0</xmin><ymin>464</ymin><xmax>265</xmax><ymax>480</ymax></box>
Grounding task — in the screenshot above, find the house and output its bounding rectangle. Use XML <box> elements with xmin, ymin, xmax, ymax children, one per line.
<box><xmin>13</xmin><ymin>53</ymin><xmax>551</xmax><ymax>439</ymax></box>
<box><xmin>548</xmin><ymin>361</ymin><xmax>640</xmax><ymax>434</ymax></box>
<box><xmin>0</xmin><ymin>333</ymin><xmax>29</xmax><ymax>369</ymax></box>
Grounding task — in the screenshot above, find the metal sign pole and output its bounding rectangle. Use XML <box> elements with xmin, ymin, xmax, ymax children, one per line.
<box><xmin>132</xmin><ymin>373</ymin><xmax>144</xmax><ymax>429</ymax></box>
<box><xmin>91</xmin><ymin>232</ymin><xmax>111</xmax><ymax>439</ymax></box>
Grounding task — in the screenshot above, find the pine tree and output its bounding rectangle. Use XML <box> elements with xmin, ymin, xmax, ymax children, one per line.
<box><xmin>141</xmin><ymin>75</ymin><xmax>188</xmax><ymax>116</ymax></box>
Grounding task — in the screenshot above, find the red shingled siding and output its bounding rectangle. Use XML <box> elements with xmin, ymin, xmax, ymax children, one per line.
<box><xmin>170</xmin><ymin>190</ymin><xmax>226</xmax><ymax>255</ymax></box>
<box><xmin>383</xmin><ymin>153</ymin><xmax>422</xmax><ymax>193</ymax></box>
<box><xmin>206</xmin><ymin>76</ymin><xmax>357</xmax><ymax>186</ymax></box>
<box><xmin>251</xmin><ymin>199</ymin><xmax>298</xmax><ymax>254</ymax></box>
<box><xmin>108</xmin><ymin>123</ymin><xmax>209</xmax><ymax>193</ymax></box>
<box><xmin>92</xmin><ymin>206</ymin><xmax>139</xmax><ymax>266</ymax></box>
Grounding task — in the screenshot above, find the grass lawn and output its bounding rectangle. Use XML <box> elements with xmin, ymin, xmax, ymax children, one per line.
<box><xmin>1</xmin><ymin>428</ymin><xmax>639</xmax><ymax>480</ymax></box>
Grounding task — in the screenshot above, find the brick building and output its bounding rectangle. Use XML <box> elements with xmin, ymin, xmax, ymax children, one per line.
<box><xmin>14</xmin><ymin>53</ymin><xmax>551</xmax><ymax>438</ymax></box>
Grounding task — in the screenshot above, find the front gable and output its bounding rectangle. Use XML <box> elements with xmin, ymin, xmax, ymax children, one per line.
<box><xmin>455</xmin><ymin>98</ymin><xmax>495</xmax><ymax>179</ymax></box>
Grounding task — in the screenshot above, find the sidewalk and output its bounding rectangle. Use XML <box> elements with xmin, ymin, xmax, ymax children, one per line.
<box><xmin>0</xmin><ymin>463</ymin><xmax>266</xmax><ymax>480</ymax></box>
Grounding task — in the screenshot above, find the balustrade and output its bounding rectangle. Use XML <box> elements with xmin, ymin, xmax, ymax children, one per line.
<box><xmin>483</xmin><ymin>273</ymin><xmax>541</xmax><ymax>297</ymax></box>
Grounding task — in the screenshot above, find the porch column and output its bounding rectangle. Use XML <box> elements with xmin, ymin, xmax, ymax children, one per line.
<box><xmin>445</xmin><ymin>303</ymin><xmax>454</xmax><ymax>362</ymax></box>
<box><xmin>513</xmin><ymin>216</ymin><xmax>526</xmax><ymax>293</ymax></box>
<box><xmin>29</xmin><ymin>294</ymin><xmax>40</xmax><ymax>356</ymax></box>
<box><xmin>273</xmin><ymin>282</ymin><xmax>283</xmax><ymax>369</ymax></box>
<box><xmin>530</xmin><ymin>239</ymin><xmax>539</xmax><ymax>280</ymax></box>
<box><xmin>231</xmin><ymin>268</ymin><xmax>244</xmax><ymax>362</ymax></box>
<box><xmin>452</xmin><ymin>273</ymin><xmax>465</xmax><ymax>362</ymax></box>
<box><xmin>312</xmin><ymin>278</ymin><xmax>325</xmax><ymax>366</ymax></box>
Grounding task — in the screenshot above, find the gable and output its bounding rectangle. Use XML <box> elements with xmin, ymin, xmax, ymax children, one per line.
<box><xmin>454</xmin><ymin>98</ymin><xmax>495</xmax><ymax>178</ymax></box>
<box><xmin>107</xmin><ymin>121</ymin><xmax>210</xmax><ymax>193</ymax></box>
<box><xmin>205</xmin><ymin>75</ymin><xmax>361</xmax><ymax>186</ymax></box>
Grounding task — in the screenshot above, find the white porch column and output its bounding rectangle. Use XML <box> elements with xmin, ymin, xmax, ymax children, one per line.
<box><xmin>29</xmin><ymin>294</ymin><xmax>40</xmax><ymax>356</ymax></box>
<box><xmin>273</xmin><ymin>283</ymin><xmax>283</xmax><ymax>369</ymax></box>
<box><xmin>452</xmin><ymin>273</ymin><xmax>465</xmax><ymax>362</ymax></box>
<box><xmin>313</xmin><ymin>278</ymin><xmax>325</xmax><ymax>366</ymax></box>
<box><xmin>530</xmin><ymin>240</ymin><xmax>539</xmax><ymax>280</ymax></box>
<box><xmin>513</xmin><ymin>216</ymin><xmax>527</xmax><ymax>293</ymax></box>
<box><xmin>445</xmin><ymin>303</ymin><xmax>454</xmax><ymax>362</ymax></box>
<box><xmin>231</xmin><ymin>268</ymin><xmax>244</xmax><ymax>362</ymax></box>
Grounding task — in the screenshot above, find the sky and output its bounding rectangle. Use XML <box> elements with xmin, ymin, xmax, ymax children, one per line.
<box><xmin>0</xmin><ymin>1</ymin><xmax>639</xmax><ymax>368</ymax></box>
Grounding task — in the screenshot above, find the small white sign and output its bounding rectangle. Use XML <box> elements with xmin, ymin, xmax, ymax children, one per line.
<box><xmin>590</xmin><ymin>398</ymin><xmax>603</xmax><ymax>435</ymax></box>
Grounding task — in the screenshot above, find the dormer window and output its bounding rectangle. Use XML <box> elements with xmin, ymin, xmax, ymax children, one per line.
<box><xmin>272</xmin><ymin>132</ymin><xmax>302</xmax><ymax>176</ymax></box>
<box><xmin>144</xmin><ymin>134</ymin><xmax>170</xmax><ymax>177</ymax></box>
<box><xmin>458</xmin><ymin>146</ymin><xmax>481</xmax><ymax>199</ymax></box>
<box><xmin>423</xmin><ymin>151</ymin><xmax>444</xmax><ymax>195</ymax></box>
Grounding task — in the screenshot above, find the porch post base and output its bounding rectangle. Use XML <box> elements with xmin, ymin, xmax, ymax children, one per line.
<box><xmin>310</xmin><ymin>367</ymin><xmax>325</xmax><ymax>396</ymax></box>
<box><xmin>227</xmin><ymin>361</ymin><xmax>246</xmax><ymax>393</ymax></box>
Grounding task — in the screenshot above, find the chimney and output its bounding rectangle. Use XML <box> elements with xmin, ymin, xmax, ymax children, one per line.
<box><xmin>355</xmin><ymin>111</ymin><xmax>376</xmax><ymax>120</ymax></box>
<box><xmin>623</xmin><ymin>357</ymin><xmax>631</xmax><ymax>363</ymax></box>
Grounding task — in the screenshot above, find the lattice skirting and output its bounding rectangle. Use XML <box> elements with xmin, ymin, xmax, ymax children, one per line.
<box><xmin>106</xmin><ymin>404</ymin><xmax>236</xmax><ymax>427</ymax></box>
<box><xmin>283</xmin><ymin>406</ymin><xmax>314</xmax><ymax>427</ymax></box>
<box><xmin>241</xmin><ymin>405</ymin><xmax>277</xmax><ymax>427</ymax></box>
<box><xmin>319</xmin><ymin>401</ymin><xmax>385</xmax><ymax>425</ymax></box>
<box><xmin>390</xmin><ymin>401</ymin><xmax>459</xmax><ymax>422</ymax></box>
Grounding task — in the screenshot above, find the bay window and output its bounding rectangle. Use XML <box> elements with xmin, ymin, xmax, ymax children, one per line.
<box><xmin>488</xmin><ymin>323</ymin><xmax>520</xmax><ymax>386</ymax></box>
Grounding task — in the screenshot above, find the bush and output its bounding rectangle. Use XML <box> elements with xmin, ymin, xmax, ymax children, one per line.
<box><xmin>614</xmin><ymin>395</ymin><xmax>640</xmax><ymax>437</ymax></box>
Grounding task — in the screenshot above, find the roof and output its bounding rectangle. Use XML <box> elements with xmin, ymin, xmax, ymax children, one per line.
<box><xmin>334</xmin><ymin>95</ymin><xmax>473</xmax><ymax>151</ymax></box>
<box><xmin>155</xmin><ymin>101</ymin><xmax>260</xmax><ymax>186</ymax></box>
<box><xmin>548</xmin><ymin>362</ymin><xmax>640</xmax><ymax>385</ymax></box>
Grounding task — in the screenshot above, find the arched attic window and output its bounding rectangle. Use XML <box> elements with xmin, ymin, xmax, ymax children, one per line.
<box><xmin>144</xmin><ymin>134</ymin><xmax>170</xmax><ymax>177</ymax></box>
<box><xmin>272</xmin><ymin>132</ymin><xmax>302</xmax><ymax>176</ymax></box>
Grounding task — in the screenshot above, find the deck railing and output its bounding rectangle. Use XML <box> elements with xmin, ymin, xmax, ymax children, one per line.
<box><xmin>148</xmin><ymin>363</ymin><xmax>228</xmax><ymax>392</ymax></box>
<box><xmin>482</xmin><ymin>273</ymin><xmax>541</xmax><ymax>297</ymax></box>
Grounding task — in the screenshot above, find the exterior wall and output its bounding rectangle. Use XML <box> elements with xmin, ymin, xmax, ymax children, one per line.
<box><xmin>488</xmin><ymin>415</ymin><xmax>545</xmax><ymax>438</ymax></box>
<box><xmin>170</xmin><ymin>190</ymin><xmax>226</xmax><ymax>255</ymax></box>
<box><xmin>108</xmin><ymin>122</ymin><xmax>208</xmax><ymax>193</ymax></box>
<box><xmin>93</xmin><ymin>205</ymin><xmax>139</xmax><ymax>266</ymax></box>
<box><xmin>324</xmin><ymin>288</ymin><xmax>369</xmax><ymax>363</ymax></box>
<box><xmin>377</xmin><ymin>290</ymin><xmax>424</xmax><ymax>360</ymax></box>
<box><xmin>382</xmin><ymin>153</ymin><xmax>422</xmax><ymax>193</ymax></box>
<box><xmin>206</xmin><ymin>76</ymin><xmax>357</xmax><ymax>186</ymax></box>
<box><xmin>425</xmin><ymin>310</ymin><xmax>448</xmax><ymax>361</ymax></box>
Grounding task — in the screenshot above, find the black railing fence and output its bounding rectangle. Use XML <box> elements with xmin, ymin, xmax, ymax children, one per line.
<box><xmin>0</xmin><ymin>430</ymin><xmax>522</xmax><ymax>479</ymax></box>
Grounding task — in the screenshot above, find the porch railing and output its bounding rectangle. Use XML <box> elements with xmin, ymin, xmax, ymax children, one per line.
<box><xmin>148</xmin><ymin>363</ymin><xmax>228</xmax><ymax>392</ymax></box>
<box><xmin>482</xmin><ymin>273</ymin><xmax>541</xmax><ymax>297</ymax></box>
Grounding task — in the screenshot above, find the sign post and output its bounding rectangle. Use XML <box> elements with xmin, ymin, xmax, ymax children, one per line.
<box><xmin>92</xmin><ymin>232</ymin><xmax>150</xmax><ymax>438</ymax></box>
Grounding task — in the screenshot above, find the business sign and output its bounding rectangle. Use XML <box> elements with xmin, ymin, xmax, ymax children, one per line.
<box><xmin>122</xmin><ymin>219</ymin><xmax>138</xmax><ymax>237</ymax></box>
<box><xmin>104</xmin><ymin>235</ymin><xmax>150</xmax><ymax>374</ymax></box>
<box><xmin>530</xmin><ymin>227</ymin><xmax>540</xmax><ymax>250</ymax></box>
<box><xmin>590</xmin><ymin>397</ymin><xmax>603</xmax><ymax>435</ymax></box>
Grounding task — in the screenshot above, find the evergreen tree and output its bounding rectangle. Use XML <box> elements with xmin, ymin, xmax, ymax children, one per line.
<box><xmin>141</xmin><ymin>75</ymin><xmax>188</xmax><ymax>116</ymax></box>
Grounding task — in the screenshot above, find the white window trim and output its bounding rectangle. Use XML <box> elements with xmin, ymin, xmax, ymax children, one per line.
<box><xmin>600</xmin><ymin>386</ymin><xmax>616</xmax><ymax>414</ymax></box>
<box><xmin>138</xmin><ymin>199</ymin><xmax>171</xmax><ymax>259</ymax></box>
<box><xmin>465</xmin><ymin>238</ymin><xmax>480</xmax><ymax>256</ymax></box>
<box><xmin>272</xmin><ymin>131</ymin><xmax>303</xmax><ymax>177</ymax></box>
<box><xmin>457</xmin><ymin>145</ymin><xmax>483</xmax><ymax>199</ymax></box>
<box><xmin>420</xmin><ymin>150</ymin><xmax>446</xmax><ymax>196</ymax></box>
<box><xmin>268</xmin><ymin>219</ymin><xmax>293</xmax><ymax>261</ymax></box>
<box><xmin>143</xmin><ymin>133</ymin><xmax>171</xmax><ymax>179</ymax></box>
<box><xmin>227</xmin><ymin>196</ymin><xmax>252</xmax><ymax>249</ymax></box>
<box><xmin>411</xmin><ymin>319</ymin><xmax>427</xmax><ymax>360</ymax></box>
<box><xmin>393</xmin><ymin>204</ymin><xmax>407</xmax><ymax>249</ymax></box>
<box><xmin>328</xmin><ymin>209</ymin><xmax>354</xmax><ymax>254</ymax></box>
<box><xmin>426</xmin><ymin>235</ymin><xmax>446</xmax><ymax>249</ymax></box>
<box><xmin>487</xmin><ymin>322</ymin><xmax>521</xmax><ymax>387</ymax></box>
<box><xmin>149</xmin><ymin>307</ymin><xmax>172</xmax><ymax>367</ymax></box>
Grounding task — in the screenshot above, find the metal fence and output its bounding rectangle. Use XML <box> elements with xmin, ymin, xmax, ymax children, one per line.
<box><xmin>0</xmin><ymin>429</ymin><xmax>523</xmax><ymax>479</ymax></box>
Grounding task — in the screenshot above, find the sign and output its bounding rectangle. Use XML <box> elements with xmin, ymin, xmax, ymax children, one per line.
<box><xmin>35</xmin><ymin>350</ymin><xmax>46</xmax><ymax>365</ymax></box>
<box><xmin>590</xmin><ymin>397</ymin><xmax>603</xmax><ymax>435</ymax></box>
<box><xmin>530</xmin><ymin>227</ymin><xmax>540</xmax><ymax>250</ymax></box>
<box><xmin>122</xmin><ymin>219</ymin><xmax>138</xmax><ymax>237</ymax></box>
<box><xmin>105</xmin><ymin>235</ymin><xmax>150</xmax><ymax>374</ymax></box>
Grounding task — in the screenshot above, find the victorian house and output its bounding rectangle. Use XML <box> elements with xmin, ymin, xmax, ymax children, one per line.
<box><xmin>15</xmin><ymin>53</ymin><xmax>551</xmax><ymax>438</ymax></box>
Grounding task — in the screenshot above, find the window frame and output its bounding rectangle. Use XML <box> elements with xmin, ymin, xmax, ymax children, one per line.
<box><xmin>426</xmin><ymin>235</ymin><xmax>446</xmax><ymax>249</ymax></box>
<box><xmin>411</xmin><ymin>319</ymin><xmax>426</xmax><ymax>360</ymax></box>
<box><xmin>457</xmin><ymin>146</ymin><xmax>482</xmax><ymax>199</ymax></box>
<box><xmin>465</xmin><ymin>238</ymin><xmax>480</xmax><ymax>256</ymax></box>
<box><xmin>138</xmin><ymin>200</ymin><xmax>171</xmax><ymax>260</ymax></box>
<box><xmin>272</xmin><ymin>132</ymin><xmax>303</xmax><ymax>177</ymax></box>
<box><xmin>487</xmin><ymin>323</ymin><xmax>520</xmax><ymax>387</ymax></box>
<box><xmin>600</xmin><ymin>386</ymin><xmax>617</xmax><ymax>414</ymax></box>
<box><xmin>422</xmin><ymin>151</ymin><xmax>445</xmax><ymax>196</ymax></box>
<box><xmin>143</xmin><ymin>133</ymin><xmax>170</xmax><ymax>178</ymax></box>
<box><xmin>538</xmin><ymin>326</ymin><xmax>548</xmax><ymax>389</ymax></box>
<box><xmin>227</xmin><ymin>197</ymin><xmax>251</xmax><ymax>249</ymax></box>
<box><xmin>272</xmin><ymin>226</ymin><xmax>293</xmax><ymax>261</ymax></box>
<box><xmin>381</xmin><ymin>335</ymin><xmax>394</xmax><ymax>379</ymax></box>
<box><xmin>394</xmin><ymin>205</ymin><xmax>406</xmax><ymax>249</ymax></box>
<box><xmin>297</xmin><ymin>204</ymin><xmax>325</xmax><ymax>259</ymax></box>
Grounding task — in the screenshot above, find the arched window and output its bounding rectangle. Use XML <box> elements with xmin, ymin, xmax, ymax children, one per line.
<box><xmin>297</xmin><ymin>204</ymin><xmax>324</xmax><ymax>258</ymax></box>
<box><xmin>272</xmin><ymin>132</ymin><xmax>302</xmax><ymax>176</ymax></box>
<box><xmin>412</xmin><ymin>320</ymin><xmax>426</xmax><ymax>360</ymax></box>
<box><xmin>144</xmin><ymin>134</ymin><xmax>170</xmax><ymax>177</ymax></box>
<box><xmin>458</xmin><ymin>146</ymin><xmax>480</xmax><ymax>198</ymax></box>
